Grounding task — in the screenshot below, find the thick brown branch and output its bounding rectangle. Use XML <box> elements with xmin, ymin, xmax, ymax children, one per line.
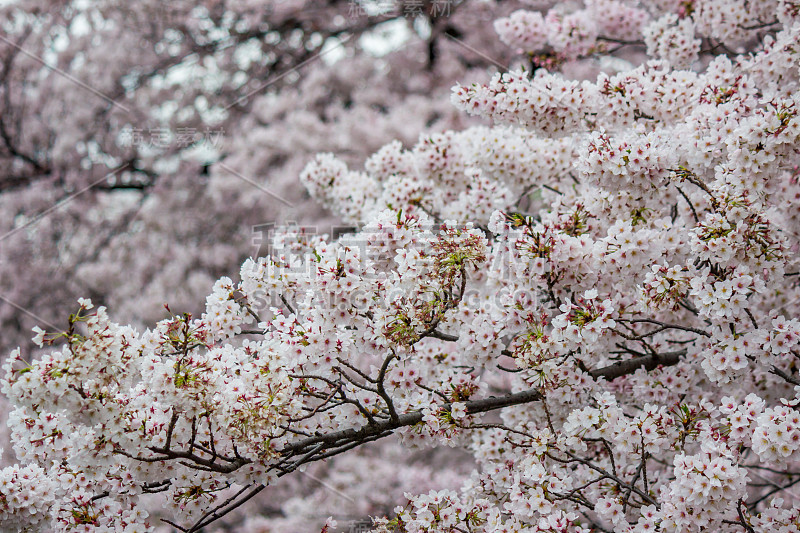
<box><xmin>590</xmin><ymin>350</ymin><xmax>686</xmax><ymax>381</ymax></box>
<box><xmin>280</xmin><ymin>386</ymin><xmax>544</xmax><ymax>455</ymax></box>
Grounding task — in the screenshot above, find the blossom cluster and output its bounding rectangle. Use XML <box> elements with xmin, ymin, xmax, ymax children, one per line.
<box><xmin>2</xmin><ymin>0</ymin><xmax>800</xmax><ymax>532</ymax></box>
<box><xmin>493</xmin><ymin>1</ymin><xmax>648</xmax><ymax>60</ymax></box>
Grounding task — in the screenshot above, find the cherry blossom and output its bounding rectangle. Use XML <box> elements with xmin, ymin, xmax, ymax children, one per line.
<box><xmin>3</xmin><ymin>1</ymin><xmax>800</xmax><ymax>532</ymax></box>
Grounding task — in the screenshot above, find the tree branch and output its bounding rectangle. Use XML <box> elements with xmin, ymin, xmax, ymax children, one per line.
<box><xmin>590</xmin><ymin>350</ymin><xmax>686</xmax><ymax>381</ymax></box>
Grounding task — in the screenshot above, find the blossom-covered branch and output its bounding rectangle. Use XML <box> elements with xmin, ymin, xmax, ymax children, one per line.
<box><xmin>3</xmin><ymin>1</ymin><xmax>800</xmax><ymax>532</ymax></box>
